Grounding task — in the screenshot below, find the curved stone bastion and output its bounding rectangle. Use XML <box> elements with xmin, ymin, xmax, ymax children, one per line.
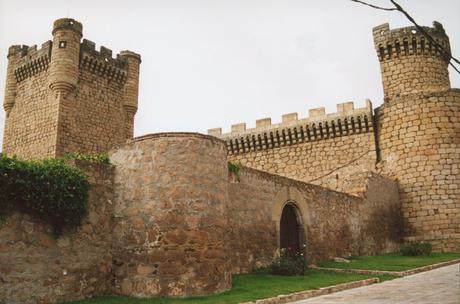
<box><xmin>109</xmin><ymin>132</ymin><xmax>231</xmax><ymax>297</ymax></box>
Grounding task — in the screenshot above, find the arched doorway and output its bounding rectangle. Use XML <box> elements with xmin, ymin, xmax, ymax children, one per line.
<box><xmin>280</xmin><ymin>203</ymin><xmax>300</xmax><ymax>255</ymax></box>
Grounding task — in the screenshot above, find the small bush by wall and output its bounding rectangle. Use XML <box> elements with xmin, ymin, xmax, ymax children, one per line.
<box><xmin>0</xmin><ymin>154</ymin><xmax>90</xmax><ymax>234</ymax></box>
<box><xmin>400</xmin><ymin>241</ymin><xmax>432</xmax><ymax>256</ymax></box>
<box><xmin>270</xmin><ymin>249</ymin><xmax>308</xmax><ymax>276</ymax></box>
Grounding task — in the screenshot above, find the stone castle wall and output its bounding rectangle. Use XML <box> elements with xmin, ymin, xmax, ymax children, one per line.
<box><xmin>0</xmin><ymin>132</ymin><xmax>403</xmax><ymax>304</ymax></box>
<box><xmin>376</xmin><ymin>89</ymin><xmax>460</xmax><ymax>252</ymax></box>
<box><xmin>227</xmin><ymin>167</ymin><xmax>401</xmax><ymax>273</ymax></box>
<box><xmin>0</xmin><ymin>161</ymin><xmax>114</xmax><ymax>304</ymax></box>
<box><xmin>209</xmin><ymin>101</ymin><xmax>378</xmax><ymax>195</ymax></box>
<box><xmin>109</xmin><ymin>133</ymin><xmax>232</xmax><ymax>298</ymax></box>
<box><xmin>1</xmin><ymin>17</ymin><xmax>458</xmax><ymax>304</ymax></box>
<box><xmin>2</xmin><ymin>19</ymin><xmax>141</xmax><ymax>159</ymax></box>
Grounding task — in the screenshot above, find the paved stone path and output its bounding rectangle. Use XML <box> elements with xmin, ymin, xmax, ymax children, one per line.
<box><xmin>293</xmin><ymin>263</ymin><xmax>460</xmax><ymax>304</ymax></box>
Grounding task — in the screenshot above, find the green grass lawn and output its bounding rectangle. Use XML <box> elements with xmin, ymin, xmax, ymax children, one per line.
<box><xmin>317</xmin><ymin>252</ymin><xmax>460</xmax><ymax>272</ymax></box>
<box><xmin>67</xmin><ymin>269</ymin><xmax>394</xmax><ymax>304</ymax></box>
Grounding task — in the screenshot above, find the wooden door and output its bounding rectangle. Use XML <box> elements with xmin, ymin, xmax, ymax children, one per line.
<box><xmin>280</xmin><ymin>204</ymin><xmax>300</xmax><ymax>255</ymax></box>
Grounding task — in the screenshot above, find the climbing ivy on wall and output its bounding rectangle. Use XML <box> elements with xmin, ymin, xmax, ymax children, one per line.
<box><xmin>228</xmin><ymin>161</ymin><xmax>241</xmax><ymax>175</ymax></box>
<box><xmin>0</xmin><ymin>154</ymin><xmax>90</xmax><ymax>235</ymax></box>
<box><xmin>228</xmin><ymin>161</ymin><xmax>241</xmax><ymax>182</ymax></box>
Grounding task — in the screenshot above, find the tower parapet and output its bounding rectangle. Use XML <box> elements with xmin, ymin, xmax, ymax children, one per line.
<box><xmin>209</xmin><ymin>100</ymin><xmax>373</xmax><ymax>155</ymax></box>
<box><xmin>79</xmin><ymin>39</ymin><xmax>129</xmax><ymax>84</ymax></box>
<box><xmin>3</xmin><ymin>42</ymin><xmax>53</xmax><ymax>116</ymax></box>
<box><xmin>373</xmin><ymin>21</ymin><xmax>451</xmax><ymax>101</ymax></box>
<box><xmin>12</xmin><ymin>42</ymin><xmax>52</xmax><ymax>83</ymax></box>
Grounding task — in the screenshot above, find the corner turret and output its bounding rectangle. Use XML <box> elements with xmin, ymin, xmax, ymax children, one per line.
<box><xmin>120</xmin><ymin>50</ymin><xmax>141</xmax><ymax>139</ymax></box>
<box><xmin>373</xmin><ymin>21</ymin><xmax>451</xmax><ymax>101</ymax></box>
<box><xmin>2</xmin><ymin>45</ymin><xmax>26</xmax><ymax>116</ymax></box>
<box><xmin>48</xmin><ymin>18</ymin><xmax>82</xmax><ymax>98</ymax></box>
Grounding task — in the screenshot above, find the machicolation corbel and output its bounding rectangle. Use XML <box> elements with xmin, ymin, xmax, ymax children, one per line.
<box><xmin>208</xmin><ymin>100</ymin><xmax>374</xmax><ymax>154</ymax></box>
<box><xmin>79</xmin><ymin>40</ymin><xmax>130</xmax><ymax>84</ymax></box>
<box><xmin>372</xmin><ymin>21</ymin><xmax>451</xmax><ymax>62</ymax></box>
<box><xmin>12</xmin><ymin>41</ymin><xmax>52</xmax><ymax>82</ymax></box>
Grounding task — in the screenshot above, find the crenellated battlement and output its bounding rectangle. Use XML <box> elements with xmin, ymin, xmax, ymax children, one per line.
<box><xmin>372</xmin><ymin>21</ymin><xmax>451</xmax><ymax>62</ymax></box>
<box><xmin>10</xmin><ymin>38</ymin><xmax>130</xmax><ymax>84</ymax></box>
<box><xmin>208</xmin><ymin>100</ymin><xmax>373</xmax><ymax>155</ymax></box>
<box><xmin>8</xmin><ymin>45</ymin><xmax>30</xmax><ymax>58</ymax></box>
<box><xmin>11</xmin><ymin>41</ymin><xmax>52</xmax><ymax>82</ymax></box>
<box><xmin>79</xmin><ymin>39</ymin><xmax>128</xmax><ymax>84</ymax></box>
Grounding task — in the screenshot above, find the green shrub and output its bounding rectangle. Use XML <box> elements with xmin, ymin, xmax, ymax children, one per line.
<box><xmin>0</xmin><ymin>154</ymin><xmax>90</xmax><ymax>235</ymax></box>
<box><xmin>400</xmin><ymin>241</ymin><xmax>432</xmax><ymax>256</ymax></box>
<box><xmin>270</xmin><ymin>249</ymin><xmax>308</xmax><ymax>276</ymax></box>
<box><xmin>228</xmin><ymin>161</ymin><xmax>241</xmax><ymax>181</ymax></box>
<box><xmin>228</xmin><ymin>161</ymin><xmax>240</xmax><ymax>174</ymax></box>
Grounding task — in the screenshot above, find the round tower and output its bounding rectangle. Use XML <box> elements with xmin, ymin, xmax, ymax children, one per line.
<box><xmin>120</xmin><ymin>50</ymin><xmax>141</xmax><ymax>139</ymax></box>
<box><xmin>374</xmin><ymin>22</ymin><xmax>460</xmax><ymax>252</ymax></box>
<box><xmin>110</xmin><ymin>133</ymin><xmax>232</xmax><ymax>297</ymax></box>
<box><xmin>48</xmin><ymin>18</ymin><xmax>82</xmax><ymax>98</ymax></box>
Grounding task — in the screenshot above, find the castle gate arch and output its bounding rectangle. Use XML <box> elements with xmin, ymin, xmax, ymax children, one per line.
<box><xmin>272</xmin><ymin>187</ymin><xmax>310</xmax><ymax>254</ymax></box>
<box><xmin>280</xmin><ymin>203</ymin><xmax>301</xmax><ymax>254</ymax></box>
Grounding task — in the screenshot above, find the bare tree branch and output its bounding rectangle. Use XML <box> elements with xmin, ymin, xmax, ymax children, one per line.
<box><xmin>351</xmin><ymin>0</ymin><xmax>460</xmax><ymax>74</ymax></box>
<box><xmin>350</xmin><ymin>0</ymin><xmax>397</xmax><ymax>11</ymax></box>
<box><xmin>389</xmin><ymin>0</ymin><xmax>460</xmax><ymax>67</ymax></box>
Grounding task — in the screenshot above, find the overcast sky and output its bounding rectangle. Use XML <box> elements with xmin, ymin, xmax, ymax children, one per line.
<box><xmin>0</xmin><ymin>0</ymin><xmax>459</xmax><ymax>149</ymax></box>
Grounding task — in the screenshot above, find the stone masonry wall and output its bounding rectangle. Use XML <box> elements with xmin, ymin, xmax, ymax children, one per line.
<box><xmin>56</xmin><ymin>68</ymin><xmax>127</xmax><ymax>156</ymax></box>
<box><xmin>227</xmin><ymin>167</ymin><xmax>401</xmax><ymax>274</ymax></box>
<box><xmin>228</xmin><ymin>133</ymin><xmax>376</xmax><ymax>195</ymax></box>
<box><xmin>377</xmin><ymin>53</ymin><xmax>450</xmax><ymax>101</ymax></box>
<box><xmin>210</xmin><ymin>101</ymin><xmax>377</xmax><ymax>195</ymax></box>
<box><xmin>376</xmin><ymin>89</ymin><xmax>460</xmax><ymax>252</ymax></box>
<box><xmin>109</xmin><ymin>133</ymin><xmax>232</xmax><ymax>298</ymax></box>
<box><xmin>0</xmin><ymin>161</ymin><xmax>114</xmax><ymax>304</ymax></box>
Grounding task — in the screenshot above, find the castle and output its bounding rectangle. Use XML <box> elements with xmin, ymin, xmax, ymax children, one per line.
<box><xmin>0</xmin><ymin>18</ymin><xmax>458</xmax><ymax>304</ymax></box>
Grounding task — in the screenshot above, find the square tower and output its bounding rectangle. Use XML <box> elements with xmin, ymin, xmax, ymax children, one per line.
<box><xmin>2</xmin><ymin>18</ymin><xmax>141</xmax><ymax>159</ymax></box>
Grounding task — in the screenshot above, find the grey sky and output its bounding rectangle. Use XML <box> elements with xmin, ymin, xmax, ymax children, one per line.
<box><xmin>0</xmin><ymin>0</ymin><xmax>459</xmax><ymax>149</ymax></box>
